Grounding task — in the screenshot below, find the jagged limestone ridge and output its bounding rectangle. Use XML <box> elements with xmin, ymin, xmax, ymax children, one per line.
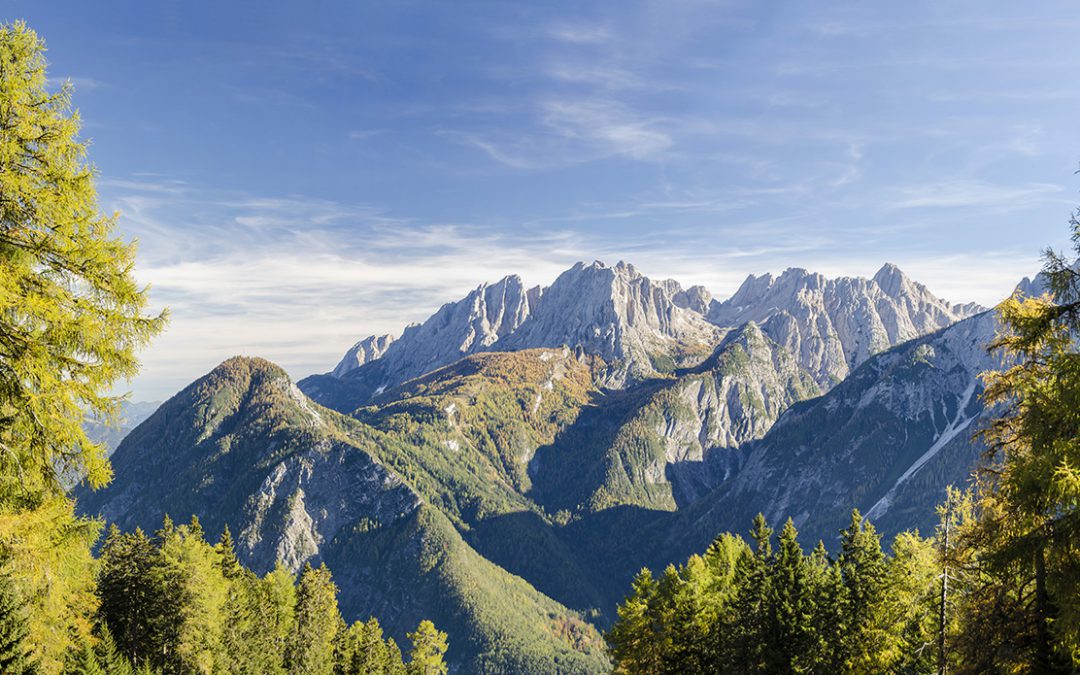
<box><xmin>708</xmin><ymin>263</ymin><xmax>984</xmax><ymax>390</ymax></box>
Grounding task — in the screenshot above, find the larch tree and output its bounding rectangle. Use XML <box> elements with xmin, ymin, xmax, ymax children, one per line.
<box><xmin>974</xmin><ymin>203</ymin><xmax>1080</xmax><ymax>669</ymax></box>
<box><xmin>0</xmin><ymin>21</ymin><xmax>166</xmax><ymax>499</ymax></box>
<box><xmin>0</xmin><ymin>22</ymin><xmax>164</xmax><ymax>672</ymax></box>
<box><xmin>405</xmin><ymin>620</ymin><xmax>448</xmax><ymax>675</ymax></box>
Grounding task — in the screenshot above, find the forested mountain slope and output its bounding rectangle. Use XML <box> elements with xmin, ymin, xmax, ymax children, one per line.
<box><xmin>78</xmin><ymin>356</ymin><xmax>609</xmax><ymax>674</ymax></box>
<box><xmin>81</xmin><ymin>261</ymin><xmax>1005</xmax><ymax>673</ymax></box>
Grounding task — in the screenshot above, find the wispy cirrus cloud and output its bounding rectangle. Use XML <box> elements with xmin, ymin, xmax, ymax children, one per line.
<box><xmin>547</xmin><ymin>22</ymin><xmax>614</xmax><ymax>45</ymax></box>
<box><xmin>888</xmin><ymin>180</ymin><xmax>1065</xmax><ymax>209</ymax></box>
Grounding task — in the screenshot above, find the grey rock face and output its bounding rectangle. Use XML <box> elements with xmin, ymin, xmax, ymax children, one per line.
<box><xmin>497</xmin><ymin>261</ymin><xmax>723</xmax><ymax>386</ymax></box>
<box><xmin>239</xmin><ymin>439</ymin><xmax>419</xmax><ymax>572</ymax></box>
<box><xmin>669</xmin><ymin>308</ymin><xmax>1003</xmax><ymax>553</ymax></box>
<box><xmin>331</xmin><ymin>334</ymin><xmax>395</xmax><ymax>378</ymax></box>
<box><xmin>708</xmin><ymin>264</ymin><xmax>983</xmax><ymax>390</ymax></box>
<box><xmin>646</xmin><ymin>322</ymin><xmax>822</xmax><ymax>505</ymax></box>
<box><xmin>308</xmin><ymin>261</ymin><xmax>725</xmax><ymax>409</ymax></box>
<box><xmin>373</xmin><ymin>274</ymin><xmax>533</xmax><ymax>385</ymax></box>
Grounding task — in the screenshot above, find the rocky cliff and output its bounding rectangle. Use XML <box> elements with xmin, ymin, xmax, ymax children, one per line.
<box><xmin>708</xmin><ymin>263</ymin><xmax>983</xmax><ymax>388</ymax></box>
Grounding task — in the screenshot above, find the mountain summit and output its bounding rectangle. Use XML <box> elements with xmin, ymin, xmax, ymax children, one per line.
<box><xmin>708</xmin><ymin>263</ymin><xmax>983</xmax><ymax>387</ymax></box>
<box><xmin>301</xmin><ymin>260</ymin><xmax>723</xmax><ymax>411</ymax></box>
<box><xmin>305</xmin><ymin>261</ymin><xmax>981</xmax><ymax>412</ymax></box>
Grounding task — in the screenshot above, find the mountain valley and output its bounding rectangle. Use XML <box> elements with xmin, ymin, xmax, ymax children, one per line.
<box><xmin>78</xmin><ymin>260</ymin><xmax>1018</xmax><ymax>673</ymax></box>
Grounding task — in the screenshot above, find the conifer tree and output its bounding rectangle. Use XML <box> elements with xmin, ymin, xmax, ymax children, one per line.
<box><xmin>61</xmin><ymin>640</ymin><xmax>103</xmax><ymax>675</ymax></box>
<box><xmin>405</xmin><ymin>620</ymin><xmax>448</xmax><ymax>675</ymax></box>
<box><xmin>607</xmin><ymin>568</ymin><xmax>661</xmax><ymax>674</ymax></box>
<box><xmin>0</xmin><ymin>21</ymin><xmax>166</xmax><ymax>499</ymax></box>
<box><xmin>221</xmin><ymin>569</ymin><xmax>286</xmax><ymax>675</ymax></box>
<box><xmin>768</xmin><ymin>519</ymin><xmax>814</xmax><ymax>672</ymax></box>
<box><xmin>836</xmin><ymin>510</ymin><xmax>890</xmax><ymax>672</ymax></box>
<box><xmin>97</xmin><ymin>526</ymin><xmax>165</xmax><ymax>666</ymax></box>
<box><xmin>262</xmin><ymin>564</ymin><xmax>298</xmax><ymax>667</ymax></box>
<box><xmin>285</xmin><ymin>564</ymin><xmax>340</xmax><ymax>675</ymax></box>
<box><xmin>217</xmin><ymin>526</ymin><xmax>243</xmax><ymax>581</ymax></box>
<box><xmin>384</xmin><ymin>639</ymin><xmax>406</xmax><ymax>675</ymax></box>
<box><xmin>660</xmin><ymin>556</ymin><xmax>712</xmax><ymax>675</ymax></box>
<box><xmin>719</xmin><ymin>514</ymin><xmax>773</xmax><ymax>672</ymax></box>
<box><xmin>334</xmin><ymin>618</ymin><xmax>407</xmax><ymax>675</ymax></box>
<box><xmin>92</xmin><ymin>624</ymin><xmax>134</xmax><ymax>675</ymax></box>
<box><xmin>973</xmin><ymin>209</ymin><xmax>1080</xmax><ymax>669</ymax></box>
<box><xmin>0</xmin><ymin>572</ymin><xmax>38</xmax><ymax>674</ymax></box>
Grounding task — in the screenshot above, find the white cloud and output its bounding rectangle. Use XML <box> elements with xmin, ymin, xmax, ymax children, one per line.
<box><xmin>540</xmin><ymin>99</ymin><xmax>672</xmax><ymax>159</ymax></box>
<box><xmin>889</xmin><ymin>180</ymin><xmax>1064</xmax><ymax>209</ymax></box>
<box><xmin>108</xmin><ymin>174</ymin><xmax>1046</xmax><ymax>402</ymax></box>
<box><xmin>547</xmin><ymin>23</ymin><xmax>614</xmax><ymax>45</ymax></box>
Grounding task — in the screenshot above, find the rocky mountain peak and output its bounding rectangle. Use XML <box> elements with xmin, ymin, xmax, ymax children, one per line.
<box><xmin>708</xmin><ymin>264</ymin><xmax>982</xmax><ymax>389</ymax></box>
<box><xmin>496</xmin><ymin>260</ymin><xmax>722</xmax><ymax>384</ymax></box>
<box><xmin>872</xmin><ymin>262</ymin><xmax>909</xmax><ymax>296</ymax></box>
<box><xmin>332</xmin><ymin>334</ymin><xmax>396</xmax><ymax>378</ymax></box>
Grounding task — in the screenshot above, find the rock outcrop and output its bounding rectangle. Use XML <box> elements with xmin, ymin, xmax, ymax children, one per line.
<box><xmin>303</xmin><ymin>261</ymin><xmax>724</xmax><ymax>411</ymax></box>
<box><xmin>331</xmin><ymin>334</ymin><xmax>395</xmax><ymax>378</ymax></box>
<box><xmin>496</xmin><ymin>261</ymin><xmax>723</xmax><ymax>386</ymax></box>
<box><xmin>708</xmin><ymin>263</ymin><xmax>983</xmax><ymax>388</ymax></box>
<box><xmin>666</xmin><ymin>307</ymin><xmax>1001</xmax><ymax>555</ymax></box>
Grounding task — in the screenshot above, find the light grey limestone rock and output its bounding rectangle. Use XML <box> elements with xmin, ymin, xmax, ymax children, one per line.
<box><xmin>332</xmin><ymin>334</ymin><xmax>395</xmax><ymax>378</ymax></box>
<box><xmin>708</xmin><ymin>263</ymin><xmax>984</xmax><ymax>390</ymax></box>
<box><xmin>497</xmin><ymin>261</ymin><xmax>723</xmax><ymax>386</ymax></box>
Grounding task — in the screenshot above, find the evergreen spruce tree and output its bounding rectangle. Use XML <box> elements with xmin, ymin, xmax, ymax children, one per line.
<box><xmin>0</xmin><ymin>572</ymin><xmax>38</xmax><ymax>674</ymax></box>
<box><xmin>805</xmin><ymin>540</ymin><xmax>842</xmax><ymax>671</ymax></box>
<box><xmin>718</xmin><ymin>514</ymin><xmax>773</xmax><ymax>672</ymax></box>
<box><xmin>405</xmin><ymin>620</ymin><xmax>448</xmax><ymax>675</ymax></box>
<box><xmin>217</xmin><ymin>526</ymin><xmax>243</xmax><ymax>581</ymax></box>
<box><xmin>285</xmin><ymin>564</ymin><xmax>340</xmax><ymax>675</ymax></box>
<box><xmin>607</xmin><ymin>568</ymin><xmax>662</xmax><ymax>674</ymax></box>
<box><xmin>61</xmin><ymin>640</ymin><xmax>103</xmax><ymax>675</ymax></box>
<box><xmin>768</xmin><ymin>519</ymin><xmax>814</xmax><ymax>673</ymax></box>
<box><xmin>836</xmin><ymin>510</ymin><xmax>890</xmax><ymax>672</ymax></box>
<box><xmin>92</xmin><ymin>624</ymin><xmax>134</xmax><ymax>675</ymax></box>
<box><xmin>97</xmin><ymin>526</ymin><xmax>164</xmax><ymax>667</ymax></box>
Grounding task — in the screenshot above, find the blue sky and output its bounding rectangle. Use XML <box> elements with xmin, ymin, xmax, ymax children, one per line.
<box><xmin>7</xmin><ymin>1</ymin><xmax>1080</xmax><ymax>400</ymax></box>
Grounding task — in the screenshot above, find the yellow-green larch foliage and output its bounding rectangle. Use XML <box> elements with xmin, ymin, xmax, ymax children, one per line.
<box><xmin>405</xmin><ymin>620</ymin><xmax>448</xmax><ymax>675</ymax></box>
<box><xmin>973</xmin><ymin>209</ymin><xmax>1080</xmax><ymax>669</ymax></box>
<box><xmin>0</xmin><ymin>496</ymin><xmax>97</xmax><ymax>674</ymax></box>
<box><xmin>0</xmin><ymin>21</ymin><xmax>166</xmax><ymax>500</ymax></box>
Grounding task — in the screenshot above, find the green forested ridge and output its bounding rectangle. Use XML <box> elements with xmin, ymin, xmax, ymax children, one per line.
<box><xmin>79</xmin><ymin>353</ymin><xmax>611</xmax><ymax>673</ymax></box>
